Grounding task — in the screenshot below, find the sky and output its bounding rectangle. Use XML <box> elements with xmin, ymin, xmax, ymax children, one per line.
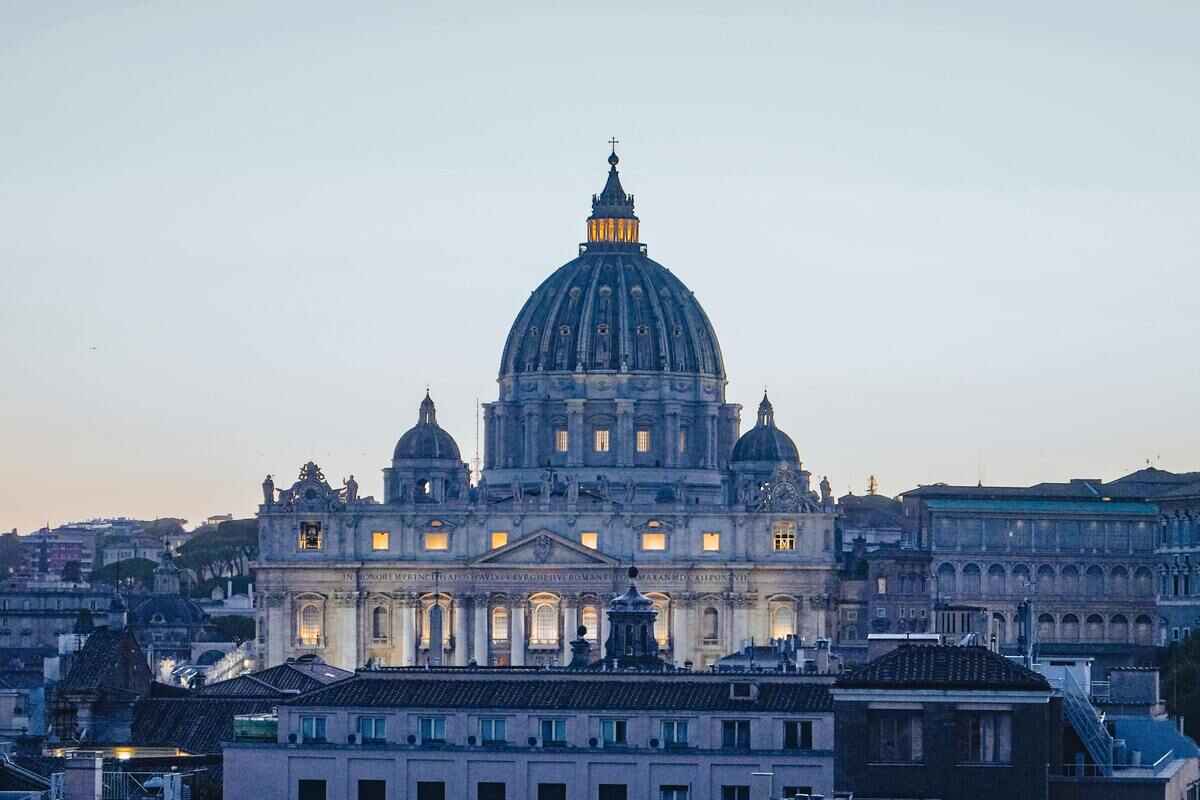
<box><xmin>1</xmin><ymin>2</ymin><xmax>1198</xmax><ymax>533</ymax></box>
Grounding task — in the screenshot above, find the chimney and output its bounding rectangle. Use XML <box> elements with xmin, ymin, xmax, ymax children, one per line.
<box><xmin>64</xmin><ymin>751</ymin><xmax>103</xmax><ymax>800</ymax></box>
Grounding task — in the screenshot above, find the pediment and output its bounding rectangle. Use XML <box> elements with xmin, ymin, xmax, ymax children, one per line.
<box><xmin>471</xmin><ymin>529</ymin><xmax>618</xmax><ymax>566</ymax></box>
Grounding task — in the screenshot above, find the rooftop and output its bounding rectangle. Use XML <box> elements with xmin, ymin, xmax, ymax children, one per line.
<box><xmin>835</xmin><ymin>645</ymin><xmax>1050</xmax><ymax>691</ymax></box>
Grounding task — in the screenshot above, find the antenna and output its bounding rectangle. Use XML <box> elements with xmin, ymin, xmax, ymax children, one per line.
<box><xmin>472</xmin><ymin>397</ymin><xmax>481</xmax><ymax>486</ymax></box>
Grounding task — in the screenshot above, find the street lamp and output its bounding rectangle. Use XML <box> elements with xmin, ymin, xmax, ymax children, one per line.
<box><xmin>751</xmin><ymin>771</ymin><xmax>775</xmax><ymax>799</ymax></box>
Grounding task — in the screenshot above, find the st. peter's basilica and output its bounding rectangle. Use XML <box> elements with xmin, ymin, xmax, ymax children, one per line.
<box><xmin>254</xmin><ymin>148</ymin><xmax>840</xmax><ymax>671</ymax></box>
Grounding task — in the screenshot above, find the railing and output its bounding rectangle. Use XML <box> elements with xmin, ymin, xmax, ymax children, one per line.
<box><xmin>1059</xmin><ymin>669</ymin><xmax>1114</xmax><ymax>775</ymax></box>
<box><xmin>50</xmin><ymin>771</ymin><xmax>189</xmax><ymax>800</ymax></box>
<box><xmin>1090</xmin><ymin>681</ymin><xmax>1111</xmax><ymax>703</ymax></box>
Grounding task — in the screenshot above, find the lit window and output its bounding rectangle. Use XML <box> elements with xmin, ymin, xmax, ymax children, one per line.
<box><xmin>490</xmin><ymin>531</ymin><xmax>509</xmax><ymax>550</ymax></box>
<box><xmin>702</xmin><ymin>532</ymin><xmax>721</xmax><ymax>552</ymax></box>
<box><xmin>532</xmin><ymin>603</ymin><xmax>558</xmax><ymax>644</ymax></box>
<box><xmin>641</xmin><ymin>532</ymin><xmax>667</xmax><ymax>551</ymax></box>
<box><xmin>580</xmin><ymin>532</ymin><xmax>599</xmax><ymax>549</ymax></box>
<box><xmin>773</xmin><ymin>521</ymin><xmax>796</xmax><ymax>551</ymax></box>
<box><xmin>555</xmin><ymin>429</ymin><xmax>569</xmax><ymax>453</ymax></box>
<box><xmin>679</xmin><ymin>429</ymin><xmax>687</xmax><ymax>454</ymax></box>
<box><xmin>876</xmin><ymin>577</ymin><xmax>887</xmax><ymax>595</ymax></box>
<box><xmin>424</xmin><ymin>532</ymin><xmax>449</xmax><ymax>551</ymax></box>
<box><xmin>298</xmin><ymin>604</ymin><xmax>322</xmax><ymax>646</ymax></box>
<box><xmin>298</xmin><ymin>522</ymin><xmax>322</xmax><ymax>551</ymax></box>
<box><xmin>371</xmin><ymin>531</ymin><xmax>389</xmax><ymax>551</ymax></box>
<box><xmin>771</xmin><ymin>605</ymin><xmax>795</xmax><ymax>639</ymax></box>
<box><xmin>636</xmin><ymin>429</ymin><xmax>651</xmax><ymax>453</ymax></box>
<box><xmin>594</xmin><ymin>429</ymin><xmax>610</xmax><ymax>453</ymax></box>
<box><xmin>491</xmin><ymin>607</ymin><xmax>508</xmax><ymax>641</ymax></box>
<box><xmin>419</xmin><ymin>717</ymin><xmax>445</xmax><ymax>743</ymax></box>
<box><xmin>581</xmin><ymin>607</ymin><xmax>599</xmax><ymax>640</ymax></box>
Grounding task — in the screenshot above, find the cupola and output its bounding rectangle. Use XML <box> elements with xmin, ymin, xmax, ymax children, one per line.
<box><xmin>586</xmin><ymin>142</ymin><xmax>640</xmax><ymax>247</ymax></box>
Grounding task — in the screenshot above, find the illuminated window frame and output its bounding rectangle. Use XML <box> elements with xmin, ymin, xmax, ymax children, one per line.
<box><xmin>555</xmin><ymin>429</ymin><xmax>569</xmax><ymax>453</ymax></box>
<box><xmin>636</xmin><ymin>429</ymin><xmax>651</xmax><ymax>453</ymax></box>
<box><xmin>641</xmin><ymin>532</ymin><xmax>667</xmax><ymax>551</ymax></box>
<box><xmin>773</xmin><ymin>521</ymin><xmax>797</xmax><ymax>551</ymax></box>
<box><xmin>702</xmin><ymin>532</ymin><xmax>721</xmax><ymax>552</ymax></box>
<box><xmin>490</xmin><ymin>531</ymin><xmax>509</xmax><ymax>550</ymax></box>
<box><xmin>423</xmin><ymin>532</ymin><xmax>449</xmax><ymax>551</ymax></box>
<box><xmin>371</xmin><ymin>531</ymin><xmax>390</xmax><ymax>551</ymax></box>
<box><xmin>580</xmin><ymin>531</ymin><xmax>599</xmax><ymax>549</ymax></box>
<box><xmin>298</xmin><ymin>522</ymin><xmax>323</xmax><ymax>551</ymax></box>
<box><xmin>594</xmin><ymin>429</ymin><xmax>611</xmax><ymax>453</ymax></box>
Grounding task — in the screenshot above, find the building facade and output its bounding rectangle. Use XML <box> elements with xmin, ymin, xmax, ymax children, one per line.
<box><xmin>254</xmin><ymin>150</ymin><xmax>840</xmax><ymax>673</ymax></box>
<box><xmin>223</xmin><ymin>668</ymin><xmax>835</xmax><ymax>800</ymax></box>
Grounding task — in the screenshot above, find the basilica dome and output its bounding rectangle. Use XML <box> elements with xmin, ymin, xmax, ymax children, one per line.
<box><xmin>498</xmin><ymin>151</ymin><xmax>725</xmax><ymax>379</ymax></box>
<box><xmin>731</xmin><ymin>393</ymin><xmax>800</xmax><ymax>465</ymax></box>
<box><xmin>393</xmin><ymin>392</ymin><xmax>462</xmax><ymax>461</ymax></box>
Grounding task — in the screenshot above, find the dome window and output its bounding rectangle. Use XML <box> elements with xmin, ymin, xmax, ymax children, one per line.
<box><xmin>598</xmin><ymin>285</ymin><xmax>612</xmax><ymax>297</ymax></box>
<box><xmin>568</xmin><ymin>287</ymin><xmax>582</xmax><ymax>300</ymax></box>
<box><xmin>596</xmin><ymin>324</ymin><xmax>609</xmax><ymax>336</ymax></box>
<box><xmin>151</xmin><ymin>613</ymin><xmax>166</xmax><ymax>625</ymax></box>
<box><xmin>636</xmin><ymin>324</ymin><xmax>650</xmax><ymax>336</ymax></box>
<box><xmin>636</xmin><ymin>429</ymin><xmax>652</xmax><ymax>453</ymax></box>
<box><xmin>559</xmin><ymin>325</ymin><xmax>571</xmax><ymax>337</ymax></box>
<box><xmin>672</xmin><ymin>325</ymin><xmax>683</xmax><ymax>337</ymax></box>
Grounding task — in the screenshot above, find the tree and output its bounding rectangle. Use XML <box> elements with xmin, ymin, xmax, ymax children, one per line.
<box><xmin>176</xmin><ymin>519</ymin><xmax>257</xmax><ymax>583</ymax></box>
<box><xmin>1163</xmin><ymin>637</ymin><xmax>1200</xmax><ymax>739</ymax></box>
<box><xmin>211</xmin><ymin>615</ymin><xmax>256</xmax><ymax>644</ymax></box>
<box><xmin>90</xmin><ymin>558</ymin><xmax>158</xmax><ymax>592</ymax></box>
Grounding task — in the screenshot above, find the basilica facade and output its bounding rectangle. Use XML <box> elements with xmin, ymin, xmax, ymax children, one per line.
<box><xmin>253</xmin><ymin>150</ymin><xmax>840</xmax><ymax>672</ymax></box>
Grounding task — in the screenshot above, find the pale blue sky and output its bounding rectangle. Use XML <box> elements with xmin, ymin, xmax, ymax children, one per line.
<box><xmin>2</xmin><ymin>2</ymin><xmax>1198</xmax><ymax>531</ymax></box>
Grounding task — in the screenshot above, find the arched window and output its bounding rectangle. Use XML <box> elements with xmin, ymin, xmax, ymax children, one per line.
<box><xmin>1038</xmin><ymin>613</ymin><xmax>1055</xmax><ymax>642</ymax></box>
<box><xmin>1085</xmin><ymin>566</ymin><xmax>1104</xmax><ymax>596</ymax></box>
<box><xmin>843</xmin><ymin>625</ymin><xmax>858</xmax><ymax>641</ymax></box>
<box><xmin>581</xmin><ymin>607</ymin><xmax>599</xmax><ymax>642</ymax></box>
<box><xmin>1135</xmin><ymin>567</ymin><xmax>1154</xmax><ymax>596</ymax></box>
<box><xmin>1085</xmin><ymin>614</ymin><xmax>1105</xmax><ymax>641</ymax></box>
<box><xmin>702</xmin><ymin>607</ymin><xmax>719</xmax><ymax>641</ymax></box>
<box><xmin>421</xmin><ymin>600</ymin><xmax>451</xmax><ymax>647</ymax></box>
<box><xmin>987</xmin><ymin>565</ymin><xmax>1006</xmax><ymax>596</ymax></box>
<box><xmin>771</xmin><ymin>605</ymin><xmax>795</xmax><ymax>639</ymax></box>
<box><xmin>1135</xmin><ymin>614</ymin><xmax>1154</xmax><ymax>645</ymax></box>
<box><xmin>491</xmin><ymin>607</ymin><xmax>508</xmax><ymax>641</ymax></box>
<box><xmin>937</xmin><ymin>563</ymin><xmax>957</xmax><ymax>597</ymax></box>
<box><xmin>649</xmin><ymin>597</ymin><xmax>670</xmax><ymax>647</ymax></box>
<box><xmin>1011</xmin><ymin>564</ymin><xmax>1031</xmax><ymax>593</ymax></box>
<box><xmin>962</xmin><ymin>564</ymin><xmax>981</xmax><ymax>597</ymax></box>
<box><xmin>1061</xmin><ymin>614</ymin><xmax>1080</xmax><ymax>641</ymax></box>
<box><xmin>299</xmin><ymin>604</ymin><xmax>322</xmax><ymax>647</ymax></box>
<box><xmin>1037</xmin><ymin>565</ymin><xmax>1056</xmax><ymax>594</ymax></box>
<box><xmin>1060</xmin><ymin>565</ymin><xmax>1079</xmax><ymax>595</ymax></box>
<box><xmin>1110</xmin><ymin>614</ymin><xmax>1129</xmax><ymax>643</ymax></box>
<box><xmin>532</xmin><ymin>603</ymin><xmax>558</xmax><ymax>645</ymax></box>
<box><xmin>371</xmin><ymin>606</ymin><xmax>388</xmax><ymax>641</ymax></box>
<box><xmin>1111</xmin><ymin>566</ymin><xmax>1129</xmax><ymax>595</ymax></box>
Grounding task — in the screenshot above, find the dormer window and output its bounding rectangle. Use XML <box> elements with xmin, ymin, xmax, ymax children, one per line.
<box><xmin>150</xmin><ymin>613</ymin><xmax>166</xmax><ymax>625</ymax></box>
<box><xmin>730</xmin><ymin>682</ymin><xmax>757</xmax><ymax>700</ymax></box>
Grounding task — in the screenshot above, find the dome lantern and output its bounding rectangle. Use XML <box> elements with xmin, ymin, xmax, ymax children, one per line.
<box><xmin>586</xmin><ymin>141</ymin><xmax>640</xmax><ymax>248</ymax></box>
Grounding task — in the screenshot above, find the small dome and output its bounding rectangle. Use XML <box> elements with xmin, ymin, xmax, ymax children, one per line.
<box><xmin>608</xmin><ymin>567</ymin><xmax>654</xmax><ymax>612</ymax></box>
<box><xmin>731</xmin><ymin>392</ymin><xmax>800</xmax><ymax>464</ymax></box>
<box><xmin>393</xmin><ymin>392</ymin><xmax>462</xmax><ymax>461</ymax></box>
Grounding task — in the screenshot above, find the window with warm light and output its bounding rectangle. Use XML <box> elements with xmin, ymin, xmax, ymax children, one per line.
<box><xmin>491</xmin><ymin>607</ymin><xmax>508</xmax><ymax>641</ymax></box>
<box><xmin>773</xmin><ymin>521</ymin><xmax>797</xmax><ymax>551</ymax></box>
<box><xmin>490</xmin><ymin>531</ymin><xmax>508</xmax><ymax>549</ymax></box>
<box><xmin>641</xmin><ymin>532</ymin><xmax>667</xmax><ymax>551</ymax></box>
<box><xmin>594</xmin><ymin>429</ymin><xmax>610</xmax><ymax>453</ymax></box>
<box><xmin>679</xmin><ymin>429</ymin><xmax>687</xmax><ymax>454</ymax></box>
<box><xmin>555</xmin><ymin>429</ymin><xmax>569</xmax><ymax>453</ymax></box>
<box><xmin>702</xmin><ymin>532</ymin><xmax>721</xmax><ymax>552</ymax></box>
<box><xmin>424</xmin><ymin>532</ymin><xmax>449</xmax><ymax>551</ymax></box>
<box><xmin>636</xmin><ymin>429</ymin><xmax>651</xmax><ymax>453</ymax></box>
<box><xmin>371</xmin><ymin>531</ymin><xmax>389</xmax><ymax>551</ymax></box>
<box><xmin>298</xmin><ymin>605</ymin><xmax>322</xmax><ymax>647</ymax></box>
<box><xmin>581</xmin><ymin>531</ymin><xmax>599</xmax><ymax>549</ymax></box>
<box><xmin>298</xmin><ymin>522</ymin><xmax>322</xmax><ymax>551</ymax></box>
